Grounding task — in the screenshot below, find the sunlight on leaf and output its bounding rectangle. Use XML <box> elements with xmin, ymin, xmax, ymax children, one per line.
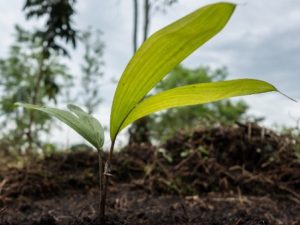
<box><xmin>119</xmin><ymin>79</ymin><xmax>278</xmax><ymax>131</ymax></box>
<box><xmin>110</xmin><ymin>2</ymin><xmax>236</xmax><ymax>139</ymax></box>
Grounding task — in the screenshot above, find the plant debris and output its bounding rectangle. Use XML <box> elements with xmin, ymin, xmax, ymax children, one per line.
<box><xmin>0</xmin><ymin>123</ymin><xmax>299</xmax><ymax>224</ymax></box>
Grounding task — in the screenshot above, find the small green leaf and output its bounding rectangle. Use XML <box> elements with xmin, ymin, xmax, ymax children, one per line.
<box><xmin>15</xmin><ymin>103</ymin><xmax>104</xmax><ymax>149</ymax></box>
<box><xmin>118</xmin><ymin>79</ymin><xmax>277</xmax><ymax>131</ymax></box>
<box><xmin>110</xmin><ymin>2</ymin><xmax>236</xmax><ymax>139</ymax></box>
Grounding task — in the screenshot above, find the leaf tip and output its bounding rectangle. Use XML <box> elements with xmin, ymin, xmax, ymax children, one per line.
<box><xmin>278</xmin><ymin>90</ymin><xmax>297</xmax><ymax>103</ymax></box>
<box><xmin>217</xmin><ymin>2</ymin><xmax>237</xmax><ymax>9</ymax></box>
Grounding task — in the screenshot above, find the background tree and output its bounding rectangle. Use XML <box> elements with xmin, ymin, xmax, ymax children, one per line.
<box><xmin>0</xmin><ymin>1</ymin><xmax>106</xmax><ymax>153</ymax></box>
<box><xmin>23</xmin><ymin>0</ymin><xmax>77</xmax><ymax>56</ymax></box>
<box><xmin>148</xmin><ymin>65</ymin><xmax>249</xmax><ymax>141</ymax></box>
<box><xmin>75</xmin><ymin>28</ymin><xmax>105</xmax><ymax>114</ymax></box>
<box><xmin>0</xmin><ymin>26</ymin><xmax>71</xmax><ymax>152</ymax></box>
<box><xmin>14</xmin><ymin>0</ymin><xmax>78</xmax><ymax>151</ymax></box>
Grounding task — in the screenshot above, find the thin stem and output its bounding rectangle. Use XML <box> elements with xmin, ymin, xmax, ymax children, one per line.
<box><xmin>108</xmin><ymin>138</ymin><xmax>116</xmax><ymax>163</ymax></box>
<box><xmin>100</xmin><ymin>139</ymin><xmax>116</xmax><ymax>224</ymax></box>
<box><xmin>97</xmin><ymin>148</ymin><xmax>104</xmax><ymax>224</ymax></box>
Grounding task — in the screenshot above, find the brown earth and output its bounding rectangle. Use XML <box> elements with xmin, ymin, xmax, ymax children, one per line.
<box><xmin>0</xmin><ymin>123</ymin><xmax>299</xmax><ymax>225</ymax></box>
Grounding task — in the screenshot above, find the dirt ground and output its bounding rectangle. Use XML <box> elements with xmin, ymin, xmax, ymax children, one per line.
<box><xmin>0</xmin><ymin>123</ymin><xmax>300</xmax><ymax>225</ymax></box>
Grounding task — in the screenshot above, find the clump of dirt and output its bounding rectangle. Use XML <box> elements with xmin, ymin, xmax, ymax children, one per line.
<box><xmin>164</xmin><ymin>122</ymin><xmax>295</xmax><ymax>170</ymax></box>
<box><xmin>142</xmin><ymin>123</ymin><xmax>300</xmax><ymax>199</ymax></box>
<box><xmin>0</xmin><ymin>123</ymin><xmax>299</xmax><ymax>225</ymax></box>
<box><xmin>0</xmin><ymin>150</ymin><xmax>99</xmax><ymax>201</ymax></box>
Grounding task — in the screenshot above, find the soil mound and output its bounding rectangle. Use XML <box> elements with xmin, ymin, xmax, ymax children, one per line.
<box><xmin>0</xmin><ymin>123</ymin><xmax>299</xmax><ymax>224</ymax></box>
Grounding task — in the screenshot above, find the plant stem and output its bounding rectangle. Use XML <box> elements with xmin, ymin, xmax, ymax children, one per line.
<box><xmin>97</xmin><ymin>149</ymin><xmax>104</xmax><ymax>224</ymax></box>
<box><xmin>98</xmin><ymin>140</ymin><xmax>116</xmax><ymax>225</ymax></box>
<box><xmin>99</xmin><ymin>139</ymin><xmax>116</xmax><ymax>224</ymax></box>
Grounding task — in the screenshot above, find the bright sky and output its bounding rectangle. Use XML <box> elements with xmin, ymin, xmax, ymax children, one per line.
<box><xmin>0</xmin><ymin>0</ymin><xmax>300</xmax><ymax>148</ymax></box>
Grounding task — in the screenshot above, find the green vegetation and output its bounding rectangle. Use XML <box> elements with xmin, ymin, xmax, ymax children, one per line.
<box><xmin>148</xmin><ymin>65</ymin><xmax>249</xmax><ymax>141</ymax></box>
<box><xmin>17</xmin><ymin>2</ymin><xmax>289</xmax><ymax>224</ymax></box>
<box><xmin>0</xmin><ymin>26</ymin><xmax>71</xmax><ymax>152</ymax></box>
<box><xmin>0</xmin><ymin>25</ymin><xmax>105</xmax><ymax>154</ymax></box>
<box><xmin>77</xmin><ymin>29</ymin><xmax>105</xmax><ymax>114</ymax></box>
<box><xmin>23</xmin><ymin>0</ymin><xmax>77</xmax><ymax>56</ymax></box>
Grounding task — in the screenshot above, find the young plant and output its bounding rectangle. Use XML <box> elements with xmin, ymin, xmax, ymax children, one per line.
<box><xmin>16</xmin><ymin>2</ymin><xmax>293</xmax><ymax>224</ymax></box>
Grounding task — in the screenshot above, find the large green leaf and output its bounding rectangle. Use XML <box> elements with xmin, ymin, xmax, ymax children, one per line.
<box><xmin>110</xmin><ymin>2</ymin><xmax>236</xmax><ymax>139</ymax></box>
<box><xmin>16</xmin><ymin>103</ymin><xmax>104</xmax><ymax>149</ymax></box>
<box><xmin>118</xmin><ymin>79</ymin><xmax>277</xmax><ymax>131</ymax></box>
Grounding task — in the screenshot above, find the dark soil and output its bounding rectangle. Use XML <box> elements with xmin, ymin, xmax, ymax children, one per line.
<box><xmin>0</xmin><ymin>123</ymin><xmax>299</xmax><ymax>225</ymax></box>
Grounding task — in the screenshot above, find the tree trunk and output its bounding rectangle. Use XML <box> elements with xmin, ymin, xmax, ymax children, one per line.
<box><xmin>133</xmin><ymin>0</ymin><xmax>139</xmax><ymax>53</ymax></box>
<box><xmin>128</xmin><ymin>117</ymin><xmax>151</xmax><ymax>144</ymax></box>
<box><xmin>27</xmin><ymin>53</ymin><xmax>45</xmax><ymax>152</ymax></box>
<box><xmin>143</xmin><ymin>0</ymin><xmax>150</xmax><ymax>42</ymax></box>
<box><xmin>128</xmin><ymin>0</ymin><xmax>152</xmax><ymax>145</ymax></box>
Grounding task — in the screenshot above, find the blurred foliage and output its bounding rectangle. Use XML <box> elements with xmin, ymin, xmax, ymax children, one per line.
<box><xmin>0</xmin><ymin>24</ymin><xmax>106</xmax><ymax>153</ymax></box>
<box><xmin>23</xmin><ymin>0</ymin><xmax>77</xmax><ymax>56</ymax></box>
<box><xmin>42</xmin><ymin>142</ymin><xmax>59</xmax><ymax>157</ymax></box>
<box><xmin>151</xmin><ymin>0</ymin><xmax>178</xmax><ymax>13</ymax></box>
<box><xmin>0</xmin><ymin>26</ymin><xmax>72</xmax><ymax>152</ymax></box>
<box><xmin>70</xmin><ymin>143</ymin><xmax>93</xmax><ymax>152</ymax></box>
<box><xmin>0</xmin><ymin>0</ymin><xmax>107</xmax><ymax>154</ymax></box>
<box><xmin>148</xmin><ymin>65</ymin><xmax>249</xmax><ymax>141</ymax></box>
<box><xmin>275</xmin><ymin>122</ymin><xmax>300</xmax><ymax>159</ymax></box>
<box><xmin>75</xmin><ymin>28</ymin><xmax>105</xmax><ymax>114</ymax></box>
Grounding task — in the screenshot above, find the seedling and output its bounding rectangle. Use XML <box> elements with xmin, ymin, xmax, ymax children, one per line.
<box><xmin>16</xmin><ymin>2</ymin><xmax>293</xmax><ymax>224</ymax></box>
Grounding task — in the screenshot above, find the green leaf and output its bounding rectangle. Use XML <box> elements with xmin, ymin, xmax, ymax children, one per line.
<box><xmin>118</xmin><ymin>79</ymin><xmax>277</xmax><ymax>131</ymax></box>
<box><xmin>110</xmin><ymin>2</ymin><xmax>236</xmax><ymax>139</ymax></box>
<box><xmin>15</xmin><ymin>103</ymin><xmax>104</xmax><ymax>149</ymax></box>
